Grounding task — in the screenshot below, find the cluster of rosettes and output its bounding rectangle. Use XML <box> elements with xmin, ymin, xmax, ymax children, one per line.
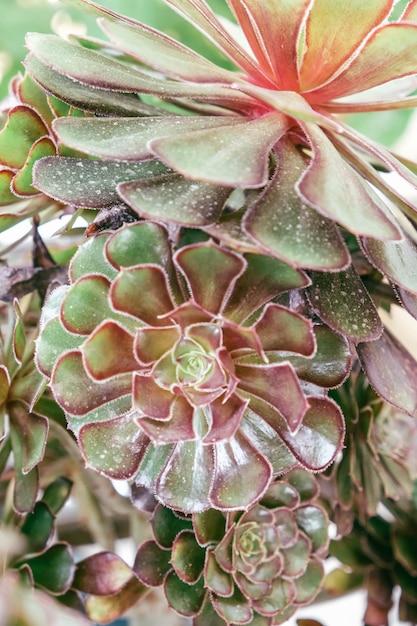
<box><xmin>135</xmin><ymin>469</ymin><xmax>329</xmax><ymax>625</ymax></box>
<box><xmin>35</xmin><ymin>221</ymin><xmax>347</xmax><ymax>513</ymax></box>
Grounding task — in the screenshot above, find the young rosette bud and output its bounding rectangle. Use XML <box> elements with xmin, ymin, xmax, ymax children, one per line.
<box><xmin>135</xmin><ymin>469</ymin><xmax>329</xmax><ymax>625</ymax></box>
<box><xmin>35</xmin><ymin>222</ymin><xmax>346</xmax><ymax>512</ymax></box>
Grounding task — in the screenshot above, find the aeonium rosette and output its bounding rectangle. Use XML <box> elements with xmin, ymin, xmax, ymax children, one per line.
<box><xmin>35</xmin><ymin>221</ymin><xmax>347</xmax><ymax>512</ymax></box>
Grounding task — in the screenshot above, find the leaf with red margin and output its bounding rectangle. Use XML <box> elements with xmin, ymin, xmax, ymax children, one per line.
<box><xmin>357</xmin><ymin>330</ymin><xmax>417</xmax><ymax>417</ymax></box>
<box><xmin>203</xmin><ymin>394</ymin><xmax>248</xmax><ymax>444</ymax></box>
<box><xmin>73</xmin><ymin>552</ymin><xmax>133</xmax><ymax>595</ymax></box>
<box><xmin>134</xmin><ymin>540</ymin><xmax>172</xmax><ymax>587</ymax></box>
<box><xmin>255</xmin><ymin>304</ymin><xmax>316</xmax><ymax>356</ymax></box>
<box><xmin>361</xmin><ymin>234</ymin><xmax>417</xmax><ymax>296</ymax></box>
<box><xmin>135</xmin><ymin>326</ymin><xmax>179</xmax><ymax>365</ymax></box>
<box><xmin>137</xmin><ymin>396</ymin><xmax>195</xmax><ymax>443</ymax></box>
<box><xmin>82</xmin><ymin>321</ymin><xmax>137</xmax><ymax>380</ymax></box>
<box><xmin>79</xmin><ymin>414</ymin><xmax>150</xmax><ymax>479</ymax></box>
<box><xmin>0</xmin><ymin>105</ymin><xmax>48</xmax><ymax>169</ymax></box>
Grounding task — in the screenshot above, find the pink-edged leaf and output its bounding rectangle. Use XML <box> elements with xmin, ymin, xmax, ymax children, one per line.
<box><xmin>110</xmin><ymin>266</ymin><xmax>175</xmax><ymax>325</ymax></box>
<box><xmin>164</xmin><ymin>0</ymin><xmax>273</xmax><ymax>85</ymax></box>
<box><xmin>361</xmin><ymin>234</ymin><xmax>417</xmax><ymax>295</ymax></box>
<box><xmin>84</xmin><ymin>577</ymin><xmax>147</xmax><ymax>625</ymax></box>
<box><xmin>0</xmin><ymin>168</ymin><xmax>16</xmax><ymax>205</ymax></box>
<box><xmin>308</xmin><ymin>23</ymin><xmax>417</xmax><ymax>102</ymax></box>
<box><xmin>33</xmin><ymin>156</ymin><xmax>169</xmax><ymax>208</ymax></box>
<box><xmin>26</xmin><ymin>33</ymin><xmax>253</xmax><ymax>107</ymax></box>
<box><xmin>210</xmin><ymin>429</ymin><xmax>272</xmax><ymax>510</ymax></box>
<box><xmin>0</xmin><ymin>365</ymin><xmax>10</xmax><ymax>407</ymax></box>
<box><xmin>60</xmin><ymin>275</ymin><xmax>114</xmax><ymax>335</ymax></box>
<box><xmin>357</xmin><ymin>330</ymin><xmax>417</xmax><ymax>417</ymax></box>
<box><xmin>156</xmin><ymin>439</ymin><xmax>215</xmax><ymax>512</ymax></box>
<box><xmin>12</xmin><ymin>137</ymin><xmax>56</xmax><ymax>197</ymax></box>
<box><xmin>164</xmin><ymin>571</ymin><xmax>207</xmax><ymax>617</ymax></box>
<box><xmin>134</xmin><ymin>540</ymin><xmax>172</xmax><ymax>587</ymax></box>
<box><xmin>299</xmin><ymin>0</ymin><xmax>394</xmax><ymax>91</ymax></box>
<box><xmin>203</xmin><ymin>393</ymin><xmax>248</xmax><ymax>444</ymax></box>
<box><xmin>224</xmin><ymin>253</ymin><xmax>310</xmax><ymax>323</ymax></box>
<box><xmin>244</xmin><ymin>138</ymin><xmax>350</xmax><ymax>270</ymax></box>
<box><xmin>396</xmin><ymin>286</ymin><xmax>417</xmax><ymax>320</ymax></box>
<box><xmin>135</xmin><ymin>326</ymin><xmax>179</xmax><ymax>365</ymax></box>
<box><xmin>0</xmin><ymin>104</ymin><xmax>48</xmax><ymax>169</ymax></box>
<box><xmin>402</xmin><ymin>0</ymin><xmax>417</xmax><ymax>21</ymax></box>
<box><xmin>73</xmin><ymin>552</ymin><xmax>132</xmax><ymax>595</ymax></box>
<box><xmin>100</xmin><ymin>17</ymin><xmax>237</xmax><ymax>84</ymax></box>
<box><xmin>227</xmin><ymin>0</ymin><xmax>310</xmax><ymax>89</ymax></box>
<box><xmin>308</xmin><ymin>265</ymin><xmax>382</xmax><ymax>343</ymax></box>
<box><xmin>211</xmin><ymin>586</ymin><xmax>253</xmax><ymax>624</ymax></box>
<box><xmin>79</xmin><ymin>414</ymin><xmax>149</xmax><ymax>479</ymax></box>
<box><xmin>133</xmin><ymin>373</ymin><xmax>174</xmax><ymax>420</ymax></box>
<box><xmin>255</xmin><ymin>303</ymin><xmax>315</xmax><ymax>356</ymax></box>
<box><xmin>298</xmin><ymin>122</ymin><xmax>402</xmax><ymax>240</ymax></box>
<box><xmin>236</xmin><ymin>362</ymin><xmax>308</xmax><ymax>433</ymax></box>
<box><xmin>53</xmin><ymin>116</ymin><xmax>245</xmax><ymax>162</ymax></box>
<box><xmin>25</xmin><ymin>53</ymin><xmax>152</xmax><ymax>117</ymax></box>
<box><xmin>137</xmin><ymin>396</ymin><xmax>196</xmax><ymax>444</ymax></box>
<box><xmin>186</xmin><ymin>323</ymin><xmax>223</xmax><ymax>353</ymax></box>
<box><xmin>150</xmin><ymin>112</ymin><xmax>289</xmax><ymax>188</ymax></box>
<box><xmin>221</xmin><ymin>320</ymin><xmax>263</xmax><ymax>355</ymax></box>
<box><xmin>9</xmin><ymin>406</ymin><xmax>48</xmax><ymax>474</ymax></box>
<box><xmin>82</xmin><ymin>321</ymin><xmax>137</xmax><ymax>380</ymax></box>
<box><xmin>52</xmin><ymin>351</ymin><xmax>132</xmax><ymax>416</ymax></box>
<box><xmin>171</xmin><ymin>530</ymin><xmax>205</xmax><ymax>584</ymax></box>
<box><xmin>70</xmin><ymin>235</ymin><xmax>117</xmax><ymax>282</ymax></box>
<box><xmin>205</xmin><ymin>550</ymin><xmax>234</xmax><ymax>597</ymax></box>
<box><xmin>118</xmin><ymin>173</ymin><xmax>231</xmax><ymax>227</ymax></box>
<box><xmin>250</xmin><ymin>395</ymin><xmax>345</xmax><ymax>471</ymax></box>
<box><xmin>293</xmin><ymin>558</ymin><xmax>325</xmax><ymax>605</ymax></box>
<box><xmin>175</xmin><ymin>241</ymin><xmax>245</xmax><ymax>314</ymax></box>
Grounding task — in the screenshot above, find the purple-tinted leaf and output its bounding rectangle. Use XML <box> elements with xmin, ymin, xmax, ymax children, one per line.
<box><xmin>0</xmin><ymin>105</ymin><xmax>47</xmax><ymax>169</ymax></box>
<box><xmin>133</xmin><ymin>540</ymin><xmax>172</xmax><ymax>586</ymax></box>
<box><xmin>286</xmin><ymin>469</ymin><xmax>319</xmax><ymax>504</ymax></box>
<box><xmin>165</xmin><ymin>571</ymin><xmax>207</xmax><ymax>617</ymax></box>
<box><xmin>133</xmin><ymin>374</ymin><xmax>174</xmax><ymax>419</ymax></box>
<box><xmin>396</xmin><ymin>286</ymin><xmax>417</xmax><ymax>320</ymax></box>
<box><xmin>194</xmin><ymin>509</ymin><xmax>226</xmax><ymax>547</ymax></box>
<box><xmin>357</xmin><ymin>330</ymin><xmax>417</xmax><ymax>417</ymax></box>
<box><xmin>211</xmin><ymin>585</ymin><xmax>253</xmax><ymax>624</ymax></box>
<box><xmin>9</xmin><ymin>405</ymin><xmax>48</xmax><ymax>474</ymax></box>
<box><xmin>225</xmin><ymin>253</ymin><xmax>309</xmax><ymax>324</ymax></box>
<box><xmin>157</xmin><ymin>439</ymin><xmax>215</xmax><ymax>512</ymax></box>
<box><xmin>203</xmin><ymin>394</ymin><xmax>248</xmax><ymax>444</ymax></box>
<box><xmin>294</xmin><ymin>559</ymin><xmax>325</xmax><ymax>605</ymax></box>
<box><xmin>361</xmin><ymin>234</ymin><xmax>417</xmax><ymax>295</ymax></box>
<box><xmin>237</xmin><ymin>362</ymin><xmax>308</xmax><ymax>433</ymax></box>
<box><xmin>244</xmin><ymin>138</ymin><xmax>350</xmax><ymax>270</ymax></box>
<box><xmin>151</xmin><ymin>112</ymin><xmax>289</xmax><ymax>187</ymax></box>
<box><xmin>119</xmin><ymin>173</ymin><xmax>231</xmax><ymax>227</ymax></box>
<box><xmin>79</xmin><ymin>414</ymin><xmax>149</xmax><ymax>479</ymax></box>
<box><xmin>110</xmin><ymin>266</ymin><xmax>175</xmax><ymax>325</ymax></box>
<box><xmin>25</xmin><ymin>53</ymin><xmax>155</xmax><ymax>116</ymax></box>
<box><xmin>33</xmin><ymin>156</ymin><xmax>170</xmax><ymax>208</ymax></box>
<box><xmin>84</xmin><ymin>576</ymin><xmax>147</xmax><ymax>624</ymax></box>
<box><xmin>151</xmin><ymin>503</ymin><xmax>192</xmax><ymax>549</ymax></box>
<box><xmin>73</xmin><ymin>552</ymin><xmax>132</xmax><ymax>595</ymax></box>
<box><xmin>82</xmin><ymin>321</ymin><xmax>137</xmax><ymax>380</ymax></box>
<box><xmin>255</xmin><ymin>304</ymin><xmax>315</xmax><ymax>356</ymax></box>
<box><xmin>253</xmin><ymin>578</ymin><xmax>295</xmax><ymax>616</ymax></box>
<box><xmin>308</xmin><ymin>265</ymin><xmax>382</xmax><ymax>343</ymax></box>
<box><xmin>210</xmin><ymin>430</ymin><xmax>272</xmax><ymax>510</ymax></box>
<box><xmin>175</xmin><ymin>241</ymin><xmax>245</xmax><ymax>315</ymax></box>
<box><xmin>52</xmin><ymin>351</ymin><xmax>131</xmax><ymax>416</ymax></box>
<box><xmin>295</xmin><ymin>507</ymin><xmax>329</xmax><ymax>553</ymax></box>
<box><xmin>23</xmin><ymin>543</ymin><xmax>75</xmax><ymax>594</ymax></box>
<box><xmin>299</xmin><ymin>122</ymin><xmax>401</xmax><ymax>240</ymax></box>
<box><xmin>137</xmin><ymin>397</ymin><xmax>196</xmax><ymax>444</ymax></box>
<box><xmin>53</xmin><ymin>116</ymin><xmax>246</xmax><ymax>161</ymax></box>
<box><xmin>205</xmin><ymin>551</ymin><xmax>234</xmax><ymax>597</ymax></box>
<box><xmin>171</xmin><ymin>530</ymin><xmax>206</xmax><ymax>583</ymax></box>
<box><xmin>281</xmin><ymin>535</ymin><xmax>310</xmax><ymax>578</ymax></box>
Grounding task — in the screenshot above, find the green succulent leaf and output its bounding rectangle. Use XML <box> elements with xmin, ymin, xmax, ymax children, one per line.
<box><xmin>151</xmin><ymin>504</ymin><xmax>192</xmax><ymax>549</ymax></box>
<box><xmin>22</xmin><ymin>543</ymin><xmax>75</xmax><ymax>595</ymax></box>
<box><xmin>171</xmin><ymin>530</ymin><xmax>206</xmax><ymax>583</ymax></box>
<box><xmin>293</xmin><ymin>559</ymin><xmax>325</xmax><ymax>605</ymax></box>
<box><xmin>133</xmin><ymin>540</ymin><xmax>172</xmax><ymax>587</ymax></box>
<box><xmin>0</xmin><ymin>105</ymin><xmax>48</xmax><ymax>169</ymax></box>
<box><xmin>164</xmin><ymin>570</ymin><xmax>207</xmax><ymax>617</ymax></box>
<box><xmin>41</xmin><ymin>477</ymin><xmax>72</xmax><ymax>515</ymax></box>
<box><xmin>84</xmin><ymin>576</ymin><xmax>147</xmax><ymax>624</ymax></box>
<box><xmin>12</xmin><ymin>137</ymin><xmax>56</xmax><ymax>197</ymax></box>
<box><xmin>9</xmin><ymin>405</ymin><xmax>48</xmax><ymax>475</ymax></box>
<box><xmin>20</xmin><ymin>501</ymin><xmax>55</xmax><ymax>554</ymax></box>
<box><xmin>33</xmin><ymin>156</ymin><xmax>170</xmax><ymax>208</ymax></box>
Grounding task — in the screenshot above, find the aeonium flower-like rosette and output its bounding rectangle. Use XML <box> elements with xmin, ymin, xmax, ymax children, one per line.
<box><xmin>35</xmin><ymin>221</ymin><xmax>347</xmax><ymax>512</ymax></box>
<box><xmin>135</xmin><ymin>469</ymin><xmax>329</xmax><ymax>625</ymax></box>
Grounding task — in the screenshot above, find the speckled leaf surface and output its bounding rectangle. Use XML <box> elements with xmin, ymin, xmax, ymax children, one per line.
<box><xmin>33</xmin><ymin>157</ymin><xmax>170</xmax><ymax>207</ymax></box>
<box><xmin>308</xmin><ymin>265</ymin><xmax>382</xmax><ymax>342</ymax></box>
<box><xmin>361</xmin><ymin>233</ymin><xmax>417</xmax><ymax>295</ymax></box>
<box><xmin>73</xmin><ymin>552</ymin><xmax>132</xmax><ymax>595</ymax></box>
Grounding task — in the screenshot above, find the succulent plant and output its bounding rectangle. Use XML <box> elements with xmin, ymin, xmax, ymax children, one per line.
<box><xmin>36</xmin><ymin>220</ymin><xmax>347</xmax><ymax>513</ymax></box>
<box><xmin>135</xmin><ymin>469</ymin><xmax>329</xmax><ymax>625</ymax></box>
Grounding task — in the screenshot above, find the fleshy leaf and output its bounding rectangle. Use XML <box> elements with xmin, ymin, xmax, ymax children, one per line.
<box><xmin>105</xmin><ymin>221</ymin><xmax>173</xmax><ymax>273</ymax></box>
<box><xmin>361</xmin><ymin>234</ymin><xmax>417</xmax><ymax>295</ymax></box>
<box><xmin>12</xmin><ymin>137</ymin><xmax>56</xmax><ymax>197</ymax></box>
<box><xmin>33</xmin><ymin>157</ymin><xmax>170</xmax><ymax>208</ymax></box>
<box><xmin>69</xmin><ymin>235</ymin><xmax>117</xmax><ymax>282</ymax></box>
<box><xmin>79</xmin><ymin>414</ymin><xmax>149</xmax><ymax>479</ymax></box>
<box><xmin>0</xmin><ymin>105</ymin><xmax>47</xmax><ymax>169</ymax></box>
<box><xmin>21</xmin><ymin>501</ymin><xmax>55</xmax><ymax>554</ymax></box>
<box><xmin>308</xmin><ymin>265</ymin><xmax>382</xmax><ymax>343</ymax></box>
<box><xmin>23</xmin><ymin>543</ymin><xmax>75</xmax><ymax>594</ymax></box>
<box><xmin>164</xmin><ymin>571</ymin><xmax>207</xmax><ymax>617</ymax></box>
<box><xmin>73</xmin><ymin>552</ymin><xmax>132</xmax><ymax>595</ymax></box>
<box><xmin>255</xmin><ymin>304</ymin><xmax>315</xmax><ymax>356</ymax></box>
<box><xmin>133</xmin><ymin>540</ymin><xmax>172</xmax><ymax>586</ymax></box>
<box><xmin>84</xmin><ymin>577</ymin><xmax>147</xmax><ymax>624</ymax></box>
<box><xmin>9</xmin><ymin>405</ymin><xmax>48</xmax><ymax>474</ymax></box>
<box><xmin>244</xmin><ymin>138</ymin><xmax>350</xmax><ymax>270</ymax></box>
<box><xmin>119</xmin><ymin>173</ymin><xmax>231</xmax><ymax>226</ymax></box>
<box><xmin>82</xmin><ymin>321</ymin><xmax>137</xmax><ymax>380</ymax></box>
<box><xmin>293</xmin><ymin>559</ymin><xmax>325</xmax><ymax>605</ymax></box>
<box><xmin>150</xmin><ymin>112</ymin><xmax>289</xmax><ymax>187</ymax></box>
<box><xmin>151</xmin><ymin>502</ymin><xmax>192</xmax><ymax>549</ymax></box>
<box><xmin>171</xmin><ymin>531</ymin><xmax>206</xmax><ymax>583</ymax></box>
<box><xmin>357</xmin><ymin>330</ymin><xmax>417</xmax><ymax>417</ymax></box>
